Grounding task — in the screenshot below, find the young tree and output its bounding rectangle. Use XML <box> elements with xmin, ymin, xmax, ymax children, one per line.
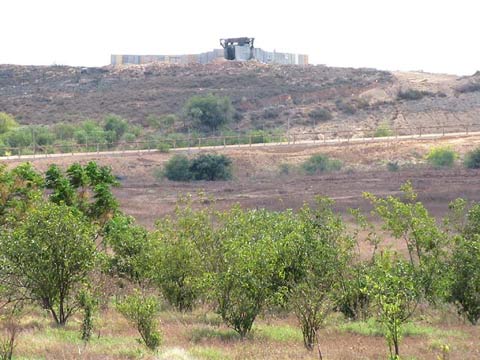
<box><xmin>116</xmin><ymin>291</ymin><xmax>161</xmax><ymax>351</ymax></box>
<box><xmin>206</xmin><ymin>207</ymin><xmax>299</xmax><ymax>338</ymax></box>
<box><xmin>448</xmin><ymin>202</ymin><xmax>480</xmax><ymax>324</ymax></box>
<box><xmin>104</xmin><ymin>214</ymin><xmax>154</xmax><ymax>283</ymax></box>
<box><xmin>152</xmin><ymin>204</ymin><xmax>212</xmax><ymax>312</ymax></box>
<box><xmin>365</xmin><ymin>182</ymin><xmax>450</xmax><ymax>302</ymax></box>
<box><xmin>0</xmin><ymin>202</ymin><xmax>96</xmax><ymax>325</ymax></box>
<box><xmin>366</xmin><ymin>252</ymin><xmax>419</xmax><ymax>360</ymax></box>
<box><xmin>289</xmin><ymin>199</ymin><xmax>353</xmax><ymax>357</ymax></box>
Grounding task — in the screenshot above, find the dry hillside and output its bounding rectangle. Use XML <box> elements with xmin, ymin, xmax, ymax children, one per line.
<box><xmin>1</xmin><ymin>62</ymin><xmax>480</xmax><ymax>134</ymax></box>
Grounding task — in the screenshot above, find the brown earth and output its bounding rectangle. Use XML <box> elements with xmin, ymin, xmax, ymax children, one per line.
<box><xmin>1</xmin><ymin>62</ymin><xmax>480</xmax><ymax>136</ymax></box>
<box><xmin>6</xmin><ymin>134</ymin><xmax>480</xmax><ymax>227</ymax></box>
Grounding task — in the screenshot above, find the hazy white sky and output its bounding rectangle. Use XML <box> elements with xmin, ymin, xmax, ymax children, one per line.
<box><xmin>1</xmin><ymin>0</ymin><xmax>478</xmax><ymax>75</ymax></box>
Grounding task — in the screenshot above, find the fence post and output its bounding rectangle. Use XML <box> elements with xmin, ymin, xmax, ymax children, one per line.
<box><xmin>466</xmin><ymin>125</ymin><xmax>469</xmax><ymax>135</ymax></box>
<box><xmin>198</xmin><ymin>138</ymin><xmax>201</xmax><ymax>149</ymax></box>
<box><xmin>223</xmin><ymin>137</ymin><xmax>226</xmax><ymax>148</ymax></box>
<box><xmin>249</xmin><ymin>135</ymin><xmax>252</xmax><ymax>147</ymax></box>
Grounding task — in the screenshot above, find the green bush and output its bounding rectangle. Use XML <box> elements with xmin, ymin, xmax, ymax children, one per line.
<box><xmin>374</xmin><ymin>122</ymin><xmax>393</xmax><ymax>137</ymax></box>
<box><xmin>426</xmin><ymin>147</ymin><xmax>457</xmax><ymax>168</ymax></box>
<box><xmin>0</xmin><ymin>113</ymin><xmax>18</xmax><ymax>134</ymax></box>
<box><xmin>302</xmin><ymin>154</ymin><xmax>342</xmax><ymax>174</ymax></box>
<box><xmin>183</xmin><ymin>94</ymin><xmax>234</xmax><ymax>132</ymax></box>
<box><xmin>189</xmin><ymin>154</ymin><xmax>232</xmax><ymax>181</ymax></box>
<box><xmin>308</xmin><ymin>107</ymin><xmax>332</xmax><ymax>121</ymax></box>
<box><xmin>163</xmin><ymin>154</ymin><xmax>232</xmax><ymax>181</ymax></box>
<box><xmin>164</xmin><ymin>155</ymin><xmax>192</xmax><ymax>181</ymax></box>
<box><xmin>116</xmin><ymin>292</ymin><xmax>161</xmax><ymax>351</ymax></box>
<box><xmin>464</xmin><ymin>147</ymin><xmax>480</xmax><ymax>169</ymax></box>
<box><xmin>103</xmin><ymin>115</ymin><xmax>128</xmax><ymax>141</ymax></box>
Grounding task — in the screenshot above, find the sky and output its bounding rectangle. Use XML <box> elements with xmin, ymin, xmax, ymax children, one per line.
<box><xmin>1</xmin><ymin>0</ymin><xmax>479</xmax><ymax>75</ymax></box>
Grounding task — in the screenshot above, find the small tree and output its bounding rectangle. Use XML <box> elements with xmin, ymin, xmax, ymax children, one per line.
<box><xmin>152</xmin><ymin>204</ymin><xmax>211</xmax><ymax>312</ymax></box>
<box><xmin>116</xmin><ymin>292</ymin><xmax>161</xmax><ymax>351</ymax></box>
<box><xmin>207</xmin><ymin>207</ymin><xmax>294</xmax><ymax>338</ymax></box>
<box><xmin>183</xmin><ymin>94</ymin><xmax>234</xmax><ymax>132</ymax></box>
<box><xmin>289</xmin><ymin>199</ymin><xmax>353</xmax><ymax>357</ymax></box>
<box><xmin>0</xmin><ymin>202</ymin><xmax>96</xmax><ymax>325</ymax></box>
<box><xmin>367</xmin><ymin>252</ymin><xmax>419</xmax><ymax>360</ymax></box>
<box><xmin>78</xmin><ymin>290</ymin><xmax>98</xmax><ymax>342</ymax></box>
<box><xmin>104</xmin><ymin>215</ymin><xmax>154</xmax><ymax>283</ymax></box>
<box><xmin>449</xmin><ymin>203</ymin><xmax>480</xmax><ymax>324</ymax></box>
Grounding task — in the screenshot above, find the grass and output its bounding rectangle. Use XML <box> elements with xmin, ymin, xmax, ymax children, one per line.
<box><xmin>188</xmin><ymin>327</ymin><xmax>240</xmax><ymax>343</ymax></box>
<box><xmin>253</xmin><ymin>324</ymin><xmax>303</xmax><ymax>342</ymax></box>
<box><xmin>189</xmin><ymin>346</ymin><xmax>230</xmax><ymax>360</ymax></box>
<box><xmin>338</xmin><ymin>318</ymin><xmax>466</xmax><ymax>338</ymax></box>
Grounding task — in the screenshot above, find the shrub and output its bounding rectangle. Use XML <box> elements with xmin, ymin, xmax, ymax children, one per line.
<box><xmin>163</xmin><ymin>154</ymin><xmax>232</xmax><ymax>181</ymax></box>
<box><xmin>397</xmin><ymin>89</ymin><xmax>432</xmax><ymax>101</ymax></box>
<box><xmin>0</xmin><ymin>113</ymin><xmax>18</xmax><ymax>135</ymax></box>
<box><xmin>374</xmin><ymin>122</ymin><xmax>393</xmax><ymax>137</ymax></box>
<box><xmin>189</xmin><ymin>154</ymin><xmax>232</xmax><ymax>181</ymax></box>
<box><xmin>308</xmin><ymin>107</ymin><xmax>332</xmax><ymax>121</ymax></box>
<box><xmin>302</xmin><ymin>154</ymin><xmax>342</xmax><ymax>174</ymax></box>
<box><xmin>78</xmin><ymin>290</ymin><xmax>98</xmax><ymax>342</ymax></box>
<box><xmin>164</xmin><ymin>155</ymin><xmax>192</xmax><ymax>181</ymax></box>
<box><xmin>103</xmin><ymin>115</ymin><xmax>128</xmax><ymax>141</ymax></box>
<box><xmin>335</xmin><ymin>99</ymin><xmax>356</xmax><ymax>115</ymax></box>
<box><xmin>387</xmin><ymin>161</ymin><xmax>400</xmax><ymax>172</ymax></box>
<box><xmin>116</xmin><ymin>292</ymin><xmax>161</xmax><ymax>351</ymax></box>
<box><xmin>183</xmin><ymin>94</ymin><xmax>234</xmax><ymax>132</ymax></box>
<box><xmin>464</xmin><ymin>147</ymin><xmax>480</xmax><ymax>169</ymax></box>
<box><xmin>426</xmin><ymin>147</ymin><xmax>457</xmax><ymax>168</ymax></box>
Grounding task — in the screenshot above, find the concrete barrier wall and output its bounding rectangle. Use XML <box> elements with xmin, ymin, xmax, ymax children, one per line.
<box><xmin>111</xmin><ymin>48</ymin><xmax>308</xmax><ymax>66</ymax></box>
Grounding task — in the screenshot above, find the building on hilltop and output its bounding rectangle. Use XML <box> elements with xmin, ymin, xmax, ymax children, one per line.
<box><xmin>111</xmin><ymin>38</ymin><xmax>308</xmax><ymax>66</ymax></box>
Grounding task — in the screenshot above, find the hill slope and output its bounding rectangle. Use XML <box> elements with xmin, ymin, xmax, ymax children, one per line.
<box><xmin>1</xmin><ymin>62</ymin><xmax>480</xmax><ymax>134</ymax></box>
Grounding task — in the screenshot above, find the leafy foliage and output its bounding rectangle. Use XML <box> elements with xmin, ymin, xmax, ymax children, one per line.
<box><xmin>0</xmin><ymin>113</ymin><xmax>18</xmax><ymax>135</ymax></box>
<box><xmin>183</xmin><ymin>94</ymin><xmax>234</xmax><ymax>131</ymax></box>
<box><xmin>449</xmin><ymin>203</ymin><xmax>480</xmax><ymax>324</ymax></box>
<box><xmin>464</xmin><ymin>147</ymin><xmax>480</xmax><ymax>169</ymax></box>
<box><xmin>302</xmin><ymin>154</ymin><xmax>342</xmax><ymax>174</ymax></box>
<box><xmin>367</xmin><ymin>252</ymin><xmax>419</xmax><ymax>360</ymax></box>
<box><xmin>152</xmin><ymin>204</ymin><xmax>212</xmax><ymax>311</ymax></box>
<box><xmin>116</xmin><ymin>292</ymin><xmax>161</xmax><ymax>351</ymax></box>
<box><xmin>426</xmin><ymin>147</ymin><xmax>457</xmax><ymax>168</ymax></box>
<box><xmin>163</xmin><ymin>154</ymin><xmax>233</xmax><ymax>181</ymax></box>
<box><xmin>189</xmin><ymin>154</ymin><xmax>232</xmax><ymax>181</ymax></box>
<box><xmin>163</xmin><ymin>155</ymin><xmax>192</xmax><ymax>181</ymax></box>
<box><xmin>0</xmin><ymin>202</ymin><xmax>96</xmax><ymax>325</ymax></box>
<box><xmin>104</xmin><ymin>215</ymin><xmax>154</xmax><ymax>283</ymax></box>
<box><xmin>289</xmin><ymin>198</ymin><xmax>353</xmax><ymax>353</ymax></box>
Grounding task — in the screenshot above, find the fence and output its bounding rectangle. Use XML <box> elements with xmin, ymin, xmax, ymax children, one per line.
<box><xmin>1</xmin><ymin>123</ymin><xmax>480</xmax><ymax>160</ymax></box>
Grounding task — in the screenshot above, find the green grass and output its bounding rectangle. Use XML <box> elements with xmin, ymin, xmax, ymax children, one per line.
<box><xmin>190</xmin><ymin>346</ymin><xmax>231</xmax><ymax>360</ymax></box>
<box><xmin>253</xmin><ymin>324</ymin><xmax>303</xmax><ymax>342</ymax></box>
<box><xmin>188</xmin><ymin>327</ymin><xmax>240</xmax><ymax>343</ymax></box>
<box><xmin>338</xmin><ymin>318</ymin><xmax>466</xmax><ymax>338</ymax></box>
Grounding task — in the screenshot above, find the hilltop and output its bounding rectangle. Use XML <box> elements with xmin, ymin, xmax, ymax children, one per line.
<box><xmin>1</xmin><ymin>61</ymin><xmax>480</xmax><ymax>134</ymax></box>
